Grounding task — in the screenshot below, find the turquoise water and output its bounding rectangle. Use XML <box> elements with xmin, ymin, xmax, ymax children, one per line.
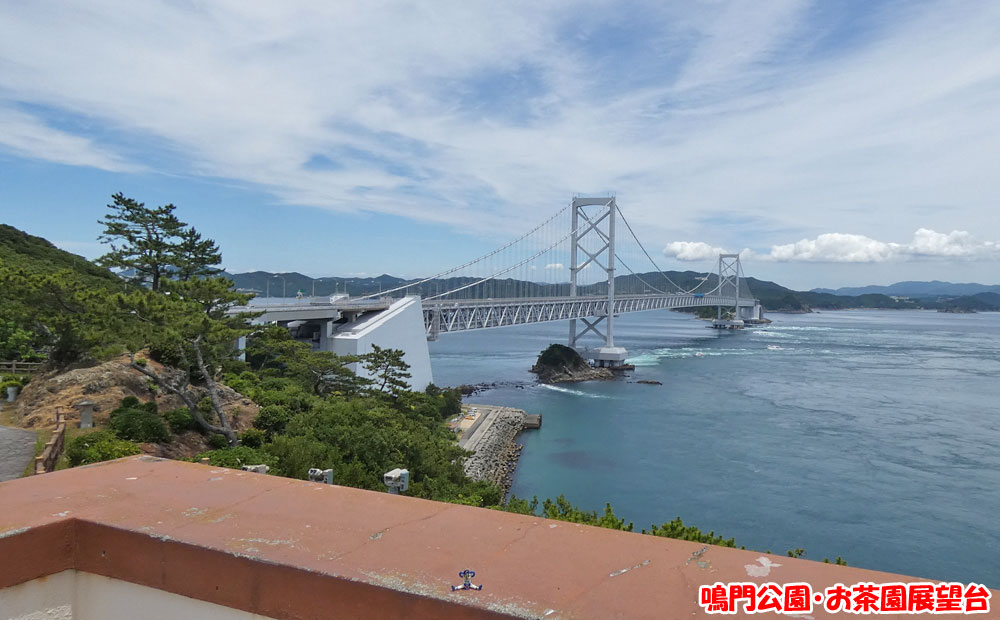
<box><xmin>428</xmin><ymin>310</ymin><xmax>1000</xmax><ymax>586</ymax></box>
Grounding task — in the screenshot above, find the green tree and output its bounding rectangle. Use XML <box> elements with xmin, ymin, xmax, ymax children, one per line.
<box><xmin>173</xmin><ymin>226</ymin><xmax>223</xmax><ymax>281</ymax></box>
<box><xmin>106</xmin><ymin>277</ymin><xmax>257</xmax><ymax>444</ymax></box>
<box><xmin>97</xmin><ymin>193</ymin><xmax>187</xmax><ymax>291</ymax></box>
<box><xmin>643</xmin><ymin>517</ymin><xmax>737</xmax><ymax>547</ymax></box>
<box><xmin>97</xmin><ymin>193</ymin><xmax>222</xmax><ymax>291</ymax></box>
<box><xmin>246</xmin><ymin>325</ymin><xmax>370</xmax><ymax>397</ymax></box>
<box><xmin>0</xmin><ymin>319</ymin><xmax>39</xmax><ymax>360</ymax></box>
<box><xmin>362</xmin><ymin>344</ymin><xmax>411</xmax><ymax>398</ymax></box>
<box><xmin>0</xmin><ymin>267</ymin><xmax>115</xmax><ymax>364</ymax></box>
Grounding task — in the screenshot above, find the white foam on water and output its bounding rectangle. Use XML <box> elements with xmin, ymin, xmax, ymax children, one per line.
<box><xmin>539</xmin><ymin>384</ymin><xmax>610</xmax><ymax>398</ymax></box>
<box><xmin>627</xmin><ymin>354</ymin><xmax>662</xmax><ymax>367</ymax></box>
<box><xmin>753</xmin><ymin>330</ymin><xmax>791</xmax><ymax>338</ymax></box>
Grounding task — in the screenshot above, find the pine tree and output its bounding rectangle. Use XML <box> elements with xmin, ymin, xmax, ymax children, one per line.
<box><xmin>173</xmin><ymin>226</ymin><xmax>223</xmax><ymax>281</ymax></box>
<box><xmin>362</xmin><ymin>345</ymin><xmax>412</xmax><ymax>398</ymax></box>
<box><xmin>96</xmin><ymin>193</ymin><xmax>222</xmax><ymax>289</ymax></box>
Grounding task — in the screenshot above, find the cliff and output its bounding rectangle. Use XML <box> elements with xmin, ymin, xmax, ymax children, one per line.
<box><xmin>530</xmin><ymin>344</ymin><xmax>614</xmax><ymax>383</ymax></box>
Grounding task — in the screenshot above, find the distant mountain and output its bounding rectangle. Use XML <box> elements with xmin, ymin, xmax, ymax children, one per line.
<box><xmin>812</xmin><ymin>280</ymin><xmax>1000</xmax><ymax>298</ymax></box>
<box><xmin>225</xmin><ymin>268</ymin><xmax>921</xmax><ymax>312</ymax></box>
<box><xmin>226</xmin><ymin>272</ymin><xmax>408</xmax><ymax>297</ymax></box>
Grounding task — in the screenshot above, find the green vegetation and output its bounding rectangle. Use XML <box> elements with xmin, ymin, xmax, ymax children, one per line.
<box><xmin>164</xmin><ymin>407</ymin><xmax>197</xmax><ymax>433</ymax></box>
<box><xmin>108</xmin><ymin>399</ymin><xmax>170</xmax><ymax>443</ymax></box>
<box><xmin>65</xmin><ymin>430</ymin><xmax>142</xmax><ymax>467</ymax></box>
<box><xmin>0</xmin><ymin>223</ymin><xmax>118</xmax><ymax>284</ymax></box>
<box><xmin>534</xmin><ymin>343</ymin><xmax>586</xmax><ymax>369</ymax></box>
<box><xmin>97</xmin><ymin>193</ymin><xmax>222</xmax><ymax>291</ymax></box>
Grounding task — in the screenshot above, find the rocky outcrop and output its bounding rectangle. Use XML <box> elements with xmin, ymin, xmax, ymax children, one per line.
<box><xmin>463</xmin><ymin>408</ymin><xmax>525</xmax><ymax>498</ymax></box>
<box><xmin>13</xmin><ymin>354</ymin><xmax>257</xmax><ymax>432</ymax></box>
<box><xmin>636</xmin><ymin>379</ymin><xmax>662</xmax><ymax>385</ymax></box>
<box><xmin>530</xmin><ymin>344</ymin><xmax>613</xmax><ymax>383</ymax></box>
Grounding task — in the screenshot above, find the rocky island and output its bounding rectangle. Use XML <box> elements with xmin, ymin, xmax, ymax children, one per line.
<box><xmin>530</xmin><ymin>344</ymin><xmax>614</xmax><ymax>383</ymax></box>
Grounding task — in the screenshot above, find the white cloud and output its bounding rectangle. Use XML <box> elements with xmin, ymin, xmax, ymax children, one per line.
<box><xmin>0</xmin><ymin>107</ymin><xmax>139</xmax><ymax>172</ymax></box>
<box><xmin>766</xmin><ymin>233</ymin><xmax>900</xmax><ymax>263</ymax></box>
<box><xmin>663</xmin><ymin>241</ymin><xmax>728</xmax><ymax>262</ymax></box>
<box><xmin>673</xmin><ymin>229</ymin><xmax>1000</xmax><ymax>263</ymax></box>
<box><xmin>544</xmin><ymin>263</ymin><xmax>564</xmax><ymax>270</ymax></box>
<box><xmin>0</xmin><ymin>0</ymin><xmax>999</xmax><ymax>251</ymax></box>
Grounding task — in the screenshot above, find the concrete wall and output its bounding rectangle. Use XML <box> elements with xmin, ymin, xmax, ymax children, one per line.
<box><xmin>329</xmin><ymin>296</ymin><xmax>433</xmax><ymax>390</ymax></box>
<box><xmin>0</xmin><ymin>571</ymin><xmax>273</xmax><ymax>620</ymax></box>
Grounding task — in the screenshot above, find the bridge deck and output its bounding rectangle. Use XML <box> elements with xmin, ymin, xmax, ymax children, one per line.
<box><xmin>423</xmin><ymin>293</ymin><xmax>757</xmax><ymax>337</ymax></box>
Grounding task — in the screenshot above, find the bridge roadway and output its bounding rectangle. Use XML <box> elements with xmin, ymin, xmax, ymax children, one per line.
<box><xmin>232</xmin><ymin>293</ymin><xmax>759</xmax><ymax>342</ymax></box>
<box><xmin>423</xmin><ymin>293</ymin><xmax>756</xmax><ymax>339</ymax></box>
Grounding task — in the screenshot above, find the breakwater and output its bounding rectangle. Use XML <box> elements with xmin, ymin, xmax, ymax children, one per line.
<box><xmin>461</xmin><ymin>406</ymin><xmax>535</xmax><ymax>498</ymax></box>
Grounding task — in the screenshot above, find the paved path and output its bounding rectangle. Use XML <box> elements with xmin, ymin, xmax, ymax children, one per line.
<box><xmin>0</xmin><ymin>425</ymin><xmax>36</xmax><ymax>481</ymax></box>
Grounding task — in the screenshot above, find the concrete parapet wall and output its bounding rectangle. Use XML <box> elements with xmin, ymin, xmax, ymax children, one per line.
<box><xmin>0</xmin><ymin>457</ymin><xmax>990</xmax><ymax>619</ymax></box>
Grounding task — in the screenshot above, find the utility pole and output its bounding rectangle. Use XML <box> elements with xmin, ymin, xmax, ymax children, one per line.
<box><xmin>275</xmin><ymin>274</ymin><xmax>286</xmax><ymax>298</ymax></box>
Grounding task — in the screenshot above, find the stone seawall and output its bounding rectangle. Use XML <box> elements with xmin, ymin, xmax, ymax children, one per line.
<box><xmin>462</xmin><ymin>408</ymin><xmax>525</xmax><ymax>498</ymax></box>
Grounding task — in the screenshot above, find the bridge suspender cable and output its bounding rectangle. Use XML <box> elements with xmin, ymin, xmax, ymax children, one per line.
<box><xmin>356</xmin><ymin>202</ymin><xmax>572</xmax><ymax>300</ymax></box>
<box><xmin>424</xmin><ymin>223</ymin><xmax>582</xmax><ymax>301</ymax></box>
<box><xmin>613</xmin><ymin>204</ymin><xmax>722</xmax><ymax>296</ymax></box>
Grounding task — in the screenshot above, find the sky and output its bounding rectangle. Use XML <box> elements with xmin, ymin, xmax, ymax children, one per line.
<box><xmin>1</xmin><ymin>0</ymin><xmax>999</xmax><ymax>290</ymax></box>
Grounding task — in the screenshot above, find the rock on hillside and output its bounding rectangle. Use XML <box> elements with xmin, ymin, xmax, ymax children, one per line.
<box><xmin>13</xmin><ymin>354</ymin><xmax>258</xmax><ymax>433</ymax></box>
<box><xmin>530</xmin><ymin>344</ymin><xmax>614</xmax><ymax>383</ymax></box>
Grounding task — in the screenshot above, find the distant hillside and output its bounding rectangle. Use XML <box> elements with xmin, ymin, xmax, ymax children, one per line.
<box><xmin>813</xmin><ymin>280</ymin><xmax>1000</xmax><ymax>298</ymax></box>
<box><xmin>226</xmin><ymin>271</ymin><xmax>407</xmax><ymax>297</ymax></box>
<box><xmin>227</xmin><ymin>268</ymin><xmax>940</xmax><ymax>312</ymax></box>
<box><xmin>4</xmin><ymin>224</ymin><xmax>994</xmax><ymax>313</ymax></box>
<box><xmin>0</xmin><ymin>224</ymin><xmax>118</xmax><ymax>285</ymax></box>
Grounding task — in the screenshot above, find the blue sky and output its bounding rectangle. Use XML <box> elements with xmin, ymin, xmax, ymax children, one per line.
<box><xmin>1</xmin><ymin>1</ymin><xmax>999</xmax><ymax>289</ymax></box>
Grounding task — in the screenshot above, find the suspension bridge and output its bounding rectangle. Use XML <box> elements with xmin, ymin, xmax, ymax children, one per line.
<box><xmin>240</xmin><ymin>196</ymin><xmax>761</xmax><ymax>387</ymax></box>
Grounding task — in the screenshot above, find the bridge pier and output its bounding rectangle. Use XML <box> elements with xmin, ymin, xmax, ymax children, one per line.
<box><xmin>590</xmin><ymin>346</ymin><xmax>629</xmax><ymax>368</ymax></box>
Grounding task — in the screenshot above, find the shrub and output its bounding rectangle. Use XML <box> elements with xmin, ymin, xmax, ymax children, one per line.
<box><xmin>119</xmin><ymin>396</ymin><xmax>141</xmax><ymax>409</ymax></box>
<box><xmin>207</xmin><ymin>433</ymin><xmax>229</xmax><ymax>449</ymax></box>
<box><xmin>164</xmin><ymin>407</ymin><xmax>196</xmax><ymax>434</ymax></box>
<box><xmin>66</xmin><ymin>431</ymin><xmax>141</xmax><ymax>467</ymax></box>
<box><xmin>141</xmin><ymin>400</ymin><xmax>158</xmax><ymax>414</ymax></box>
<box><xmin>253</xmin><ymin>404</ymin><xmax>291</xmax><ymax>437</ymax></box>
<box><xmin>193</xmin><ymin>446</ymin><xmax>277</xmax><ymax>470</ymax></box>
<box><xmin>239</xmin><ymin>428</ymin><xmax>266</xmax><ymax>448</ymax></box>
<box><xmin>198</xmin><ymin>397</ymin><xmax>217</xmax><ymax>424</ymax></box>
<box><xmin>109</xmin><ymin>406</ymin><xmax>170</xmax><ymax>444</ymax></box>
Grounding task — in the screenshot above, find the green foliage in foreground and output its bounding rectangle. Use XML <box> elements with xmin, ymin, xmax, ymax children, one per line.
<box><xmin>164</xmin><ymin>407</ymin><xmax>197</xmax><ymax>434</ymax></box>
<box><xmin>194</xmin><ymin>446</ymin><xmax>278</xmax><ymax>470</ymax></box>
<box><xmin>644</xmin><ymin>517</ymin><xmax>737</xmax><ymax>547</ymax></box>
<box><xmin>65</xmin><ymin>431</ymin><xmax>141</xmax><ymax>467</ymax></box>
<box><xmin>108</xmin><ymin>400</ymin><xmax>170</xmax><ymax>444</ymax></box>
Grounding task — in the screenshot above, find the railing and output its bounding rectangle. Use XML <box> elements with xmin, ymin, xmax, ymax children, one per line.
<box><xmin>0</xmin><ymin>360</ymin><xmax>44</xmax><ymax>375</ymax></box>
<box><xmin>423</xmin><ymin>293</ymin><xmax>760</xmax><ymax>337</ymax></box>
<box><xmin>35</xmin><ymin>409</ymin><xmax>67</xmax><ymax>475</ymax></box>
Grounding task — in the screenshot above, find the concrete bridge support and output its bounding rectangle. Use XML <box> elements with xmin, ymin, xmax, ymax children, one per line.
<box><xmin>240</xmin><ymin>297</ymin><xmax>433</xmax><ymax>391</ymax></box>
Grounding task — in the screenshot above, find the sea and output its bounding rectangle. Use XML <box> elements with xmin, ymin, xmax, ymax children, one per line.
<box><xmin>428</xmin><ymin>309</ymin><xmax>1000</xmax><ymax>587</ymax></box>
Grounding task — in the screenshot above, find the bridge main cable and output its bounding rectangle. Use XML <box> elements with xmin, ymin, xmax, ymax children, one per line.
<box><xmin>357</xmin><ymin>202</ymin><xmax>571</xmax><ymax>300</ymax></box>
<box><xmin>424</xmin><ymin>221</ymin><xmax>582</xmax><ymax>301</ymax></box>
<box><xmin>613</xmin><ymin>204</ymin><xmax>723</xmax><ymax>296</ymax></box>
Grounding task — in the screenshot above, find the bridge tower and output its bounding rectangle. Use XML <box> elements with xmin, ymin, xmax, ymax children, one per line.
<box><xmin>567</xmin><ymin>197</ymin><xmax>629</xmax><ymax>367</ymax></box>
<box><xmin>716</xmin><ymin>253</ymin><xmax>743</xmax><ymax>319</ymax></box>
